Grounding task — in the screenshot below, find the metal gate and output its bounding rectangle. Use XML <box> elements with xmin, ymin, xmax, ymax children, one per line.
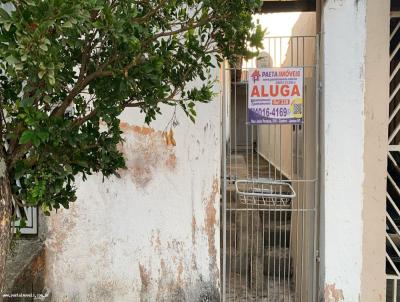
<box><xmin>221</xmin><ymin>36</ymin><xmax>319</xmax><ymax>302</ymax></box>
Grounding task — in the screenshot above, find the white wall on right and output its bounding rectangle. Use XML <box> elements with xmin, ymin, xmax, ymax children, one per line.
<box><xmin>320</xmin><ymin>0</ymin><xmax>389</xmax><ymax>301</ymax></box>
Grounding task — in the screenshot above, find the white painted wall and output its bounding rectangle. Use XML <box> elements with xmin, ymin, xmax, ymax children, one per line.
<box><xmin>321</xmin><ymin>0</ymin><xmax>389</xmax><ymax>301</ymax></box>
<box><xmin>321</xmin><ymin>1</ymin><xmax>366</xmax><ymax>300</ymax></box>
<box><xmin>44</xmin><ymin>68</ymin><xmax>222</xmax><ymax>302</ymax></box>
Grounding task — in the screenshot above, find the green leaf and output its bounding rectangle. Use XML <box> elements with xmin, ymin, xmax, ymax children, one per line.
<box><xmin>0</xmin><ymin>8</ymin><xmax>10</xmax><ymax>21</ymax></box>
<box><xmin>14</xmin><ymin>63</ymin><xmax>23</xmax><ymax>71</ymax></box>
<box><xmin>41</xmin><ymin>204</ymin><xmax>51</xmax><ymax>216</ymax></box>
<box><xmin>38</xmin><ymin>70</ymin><xmax>46</xmax><ymax>79</ymax></box>
<box><xmin>32</xmin><ymin>136</ymin><xmax>41</xmax><ymax>147</ymax></box>
<box><xmin>48</xmin><ymin>74</ymin><xmax>55</xmax><ymax>85</ymax></box>
<box><xmin>4</xmin><ymin>22</ymin><xmax>11</xmax><ymax>31</ymax></box>
<box><xmin>5</xmin><ymin>55</ymin><xmax>18</xmax><ymax>65</ymax></box>
<box><xmin>39</xmin><ymin>44</ymin><xmax>48</xmax><ymax>51</ymax></box>
<box><xmin>63</xmin><ymin>21</ymin><xmax>73</xmax><ymax>28</ymax></box>
<box><xmin>75</xmin><ymin>160</ymin><xmax>89</xmax><ymax>168</ymax></box>
<box><xmin>37</xmin><ymin>130</ymin><xmax>49</xmax><ymax>142</ymax></box>
<box><xmin>19</xmin><ymin>130</ymin><xmax>34</xmax><ymax>144</ymax></box>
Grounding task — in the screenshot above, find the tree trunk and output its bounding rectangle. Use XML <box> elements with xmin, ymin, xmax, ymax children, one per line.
<box><xmin>0</xmin><ymin>156</ymin><xmax>12</xmax><ymax>301</ymax></box>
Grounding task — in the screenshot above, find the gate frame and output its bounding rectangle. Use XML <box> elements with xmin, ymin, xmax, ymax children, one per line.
<box><xmin>220</xmin><ymin>34</ymin><xmax>321</xmax><ymax>302</ymax></box>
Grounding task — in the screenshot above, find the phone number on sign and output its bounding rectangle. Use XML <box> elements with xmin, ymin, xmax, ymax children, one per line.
<box><xmin>253</xmin><ymin>107</ymin><xmax>290</xmax><ymax>117</ymax></box>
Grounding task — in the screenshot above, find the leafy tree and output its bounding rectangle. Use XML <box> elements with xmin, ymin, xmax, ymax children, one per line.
<box><xmin>0</xmin><ymin>0</ymin><xmax>263</xmax><ymax>294</ymax></box>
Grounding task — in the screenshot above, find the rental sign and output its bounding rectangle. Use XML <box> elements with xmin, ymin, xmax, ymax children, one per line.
<box><xmin>248</xmin><ymin>67</ymin><xmax>304</xmax><ymax>124</ymax></box>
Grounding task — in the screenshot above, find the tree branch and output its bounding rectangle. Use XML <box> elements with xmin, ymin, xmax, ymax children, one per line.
<box><xmin>133</xmin><ymin>0</ymin><xmax>168</xmax><ymax>24</ymax></box>
<box><xmin>50</xmin><ymin>69</ymin><xmax>113</xmax><ymax>118</ymax></box>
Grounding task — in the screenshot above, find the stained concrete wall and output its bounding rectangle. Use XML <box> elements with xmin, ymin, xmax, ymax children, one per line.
<box><xmin>44</xmin><ymin>68</ymin><xmax>222</xmax><ymax>301</ymax></box>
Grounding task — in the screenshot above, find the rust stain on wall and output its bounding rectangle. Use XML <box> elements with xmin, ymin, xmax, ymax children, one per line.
<box><xmin>87</xmin><ymin>279</ymin><xmax>131</xmax><ymax>301</ymax></box>
<box><xmin>176</xmin><ymin>259</ymin><xmax>184</xmax><ymax>284</ymax></box>
<box><xmin>139</xmin><ymin>263</ymin><xmax>150</xmax><ymax>289</ymax></box>
<box><xmin>191</xmin><ymin>215</ymin><xmax>197</xmax><ymax>246</ymax></box>
<box><xmin>118</xmin><ymin>122</ymin><xmax>177</xmax><ymax>187</ymax></box>
<box><xmin>324</xmin><ymin>283</ymin><xmax>344</xmax><ymax>302</ymax></box>
<box><xmin>155</xmin><ymin>257</ymin><xmax>186</xmax><ymax>301</ymax></box>
<box><xmin>150</xmin><ymin>229</ymin><xmax>162</xmax><ymax>254</ymax></box>
<box><xmin>203</xmin><ymin>177</ymin><xmax>219</xmax><ymax>280</ymax></box>
<box><xmin>166</xmin><ymin>239</ymin><xmax>184</xmax><ymax>253</ymax></box>
<box><xmin>120</xmin><ymin>123</ymin><xmax>156</xmax><ymax>136</ymax></box>
<box><xmin>139</xmin><ymin>262</ymin><xmax>151</xmax><ymax>302</ymax></box>
<box><xmin>47</xmin><ymin>203</ymin><xmax>78</xmax><ymax>253</ymax></box>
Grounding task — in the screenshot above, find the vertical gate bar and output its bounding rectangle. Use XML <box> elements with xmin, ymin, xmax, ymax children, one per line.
<box><xmin>300</xmin><ymin>36</ymin><xmax>306</xmax><ymax>302</ymax></box>
<box><xmin>233</xmin><ymin>67</ymin><xmax>238</xmax><ymax>302</ymax></box>
<box><xmin>265</xmin><ymin>38</ymin><xmax>275</xmax><ymax>182</ymax></box>
<box><xmin>228</xmin><ymin>67</ymin><xmax>233</xmax><ymax>301</ymax></box>
<box><xmin>251</xmin><ymin>69</ymin><xmax>256</xmax><ymax>299</ymax></box>
<box><xmin>278</xmin><ymin>36</ymin><xmax>283</xmax><ymax>302</ymax></box>
<box><xmin>245</xmin><ymin>67</ymin><xmax>249</xmax><ymax>301</ymax></box>
<box><xmin>262</xmin><ymin>206</ymin><xmax>265</xmax><ymax>299</ymax></box>
<box><xmin>240</xmin><ymin>211</ymin><xmax>243</xmax><ymax>300</ymax></box>
<box><xmin>288</xmin><ymin>35</ymin><xmax>295</xmax><ymax>302</ymax></box>
<box><xmin>268</xmin><ymin>88</ymin><xmax>271</xmax><ymax>302</ymax></box>
<box><xmin>251</xmin><ymin>201</ymin><xmax>254</xmax><ymax>298</ymax></box>
<box><xmin>273</xmin><ymin>36</ymin><xmax>277</xmax><ymax>300</ymax></box>
<box><xmin>395</xmin><ymin>279</ymin><xmax>397</xmax><ymax>302</ymax></box>
<box><xmin>233</xmin><ymin>209</ymin><xmax>237</xmax><ymax>302</ymax></box>
<box><xmin>294</xmin><ymin>35</ymin><xmax>300</xmax><ymax>301</ymax></box>
<box><xmin>227</xmin><ymin>66</ymin><xmax>230</xmax><ymax>302</ymax></box>
<box><xmin>312</xmin><ymin>34</ymin><xmax>320</xmax><ymax>302</ymax></box>
<box><xmin>222</xmin><ymin>61</ymin><xmax>227</xmax><ymax>302</ymax></box>
<box><xmin>245</xmin><ymin>207</ymin><xmax>248</xmax><ymax>301</ymax></box>
<box><xmin>256</xmin><ymin>63</ymin><xmax>261</xmax><ymax>300</ymax></box>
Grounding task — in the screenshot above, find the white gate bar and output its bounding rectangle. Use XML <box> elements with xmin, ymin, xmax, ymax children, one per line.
<box><xmin>389</xmin><ymin>101</ymin><xmax>400</xmax><ymax>123</ymax></box>
<box><xmin>387</xmin><ymin>213</ymin><xmax>400</xmax><ymax>240</ymax></box>
<box><xmin>389</xmin><ymin>145</ymin><xmax>400</xmax><ymax>152</ymax></box>
<box><xmin>386</xmin><ymin>233</ymin><xmax>400</xmax><ymax>260</ymax></box>
<box><xmin>389</xmin><ymin>122</ymin><xmax>400</xmax><ymax>143</ymax></box>
<box><xmin>387</xmin><ymin>193</ymin><xmax>400</xmax><ymax>218</ymax></box>
<box><xmin>389</xmin><ymin>174</ymin><xmax>400</xmax><ymax>197</ymax></box>
<box><xmin>391</xmin><ymin>42</ymin><xmax>400</xmax><ymax>61</ymax></box>
<box><xmin>387</xmin><ymin>253</ymin><xmax>400</xmax><ymax>277</ymax></box>
<box><xmin>391</xmin><ymin>61</ymin><xmax>400</xmax><ymax>82</ymax></box>
<box><xmin>392</xmin><ymin>12</ymin><xmax>400</xmax><ymax>19</ymax></box>
<box><xmin>391</xmin><ymin>21</ymin><xmax>400</xmax><ymax>40</ymax></box>
<box><xmin>390</xmin><ymin>81</ymin><xmax>400</xmax><ymax>103</ymax></box>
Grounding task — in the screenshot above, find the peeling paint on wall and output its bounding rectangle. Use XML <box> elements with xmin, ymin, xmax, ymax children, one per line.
<box><xmin>46</xmin><ymin>202</ymin><xmax>78</xmax><ymax>253</ymax></box>
<box><xmin>324</xmin><ymin>283</ymin><xmax>344</xmax><ymax>302</ymax></box>
<box><xmin>192</xmin><ymin>215</ymin><xmax>197</xmax><ymax>246</ymax></box>
<box><xmin>203</xmin><ymin>177</ymin><xmax>219</xmax><ymax>282</ymax></box>
<box><xmin>119</xmin><ymin>122</ymin><xmax>177</xmax><ymax>187</ymax></box>
<box><xmin>44</xmin><ymin>92</ymin><xmax>222</xmax><ymax>301</ymax></box>
<box><xmin>139</xmin><ymin>262</ymin><xmax>151</xmax><ymax>302</ymax></box>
